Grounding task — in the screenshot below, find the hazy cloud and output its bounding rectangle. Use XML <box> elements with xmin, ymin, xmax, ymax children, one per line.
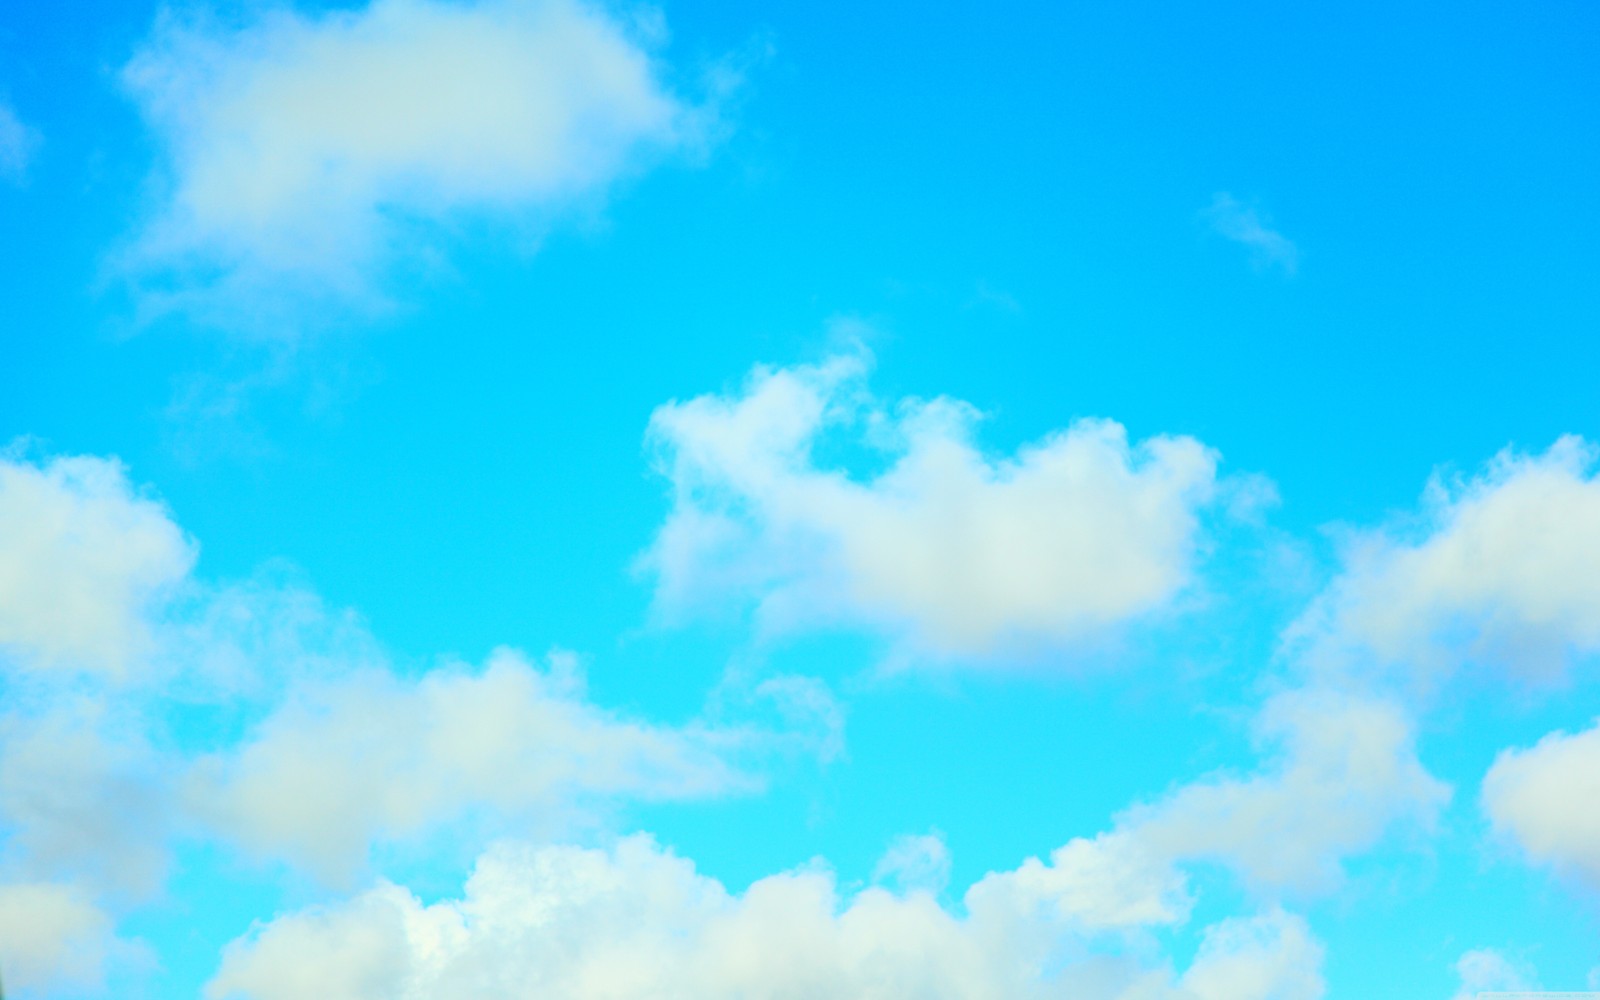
<box><xmin>1204</xmin><ymin>193</ymin><xmax>1298</xmax><ymax>275</ymax></box>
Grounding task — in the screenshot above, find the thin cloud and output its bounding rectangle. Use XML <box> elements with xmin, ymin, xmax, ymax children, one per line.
<box><xmin>1204</xmin><ymin>192</ymin><xmax>1299</xmax><ymax>275</ymax></box>
<box><xmin>0</xmin><ymin>100</ymin><xmax>39</xmax><ymax>184</ymax></box>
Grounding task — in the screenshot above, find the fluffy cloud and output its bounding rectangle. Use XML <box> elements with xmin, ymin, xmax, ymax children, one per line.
<box><xmin>0</xmin><ymin>452</ymin><xmax>195</xmax><ymax>678</ymax></box>
<box><xmin>0</xmin><ymin>882</ymin><xmax>132</xmax><ymax>996</ymax></box>
<box><xmin>186</xmin><ymin>649</ymin><xmax>755</xmax><ymax>880</ymax></box>
<box><xmin>0</xmin><ymin>100</ymin><xmax>39</xmax><ymax>183</ymax></box>
<box><xmin>643</xmin><ymin>350</ymin><xmax>1229</xmax><ymax>657</ymax></box>
<box><xmin>122</xmin><ymin>0</ymin><xmax>716</xmax><ymax>315</ymax></box>
<box><xmin>207</xmin><ymin>834</ymin><xmax>1324</xmax><ymax>1000</ymax></box>
<box><xmin>971</xmin><ymin>690</ymin><xmax>1449</xmax><ymax>929</ymax></box>
<box><xmin>1292</xmin><ymin>437</ymin><xmax>1600</xmax><ymax>681</ymax></box>
<box><xmin>1482</xmin><ymin>718</ymin><xmax>1600</xmax><ymax>884</ymax></box>
<box><xmin>1203</xmin><ymin>193</ymin><xmax>1299</xmax><ymax>275</ymax></box>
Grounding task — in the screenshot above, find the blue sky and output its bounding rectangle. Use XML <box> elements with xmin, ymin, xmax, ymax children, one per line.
<box><xmin>1</xmin><ymin>0</ymin><xmax>1599</xmax><ymax>997</ymax></box>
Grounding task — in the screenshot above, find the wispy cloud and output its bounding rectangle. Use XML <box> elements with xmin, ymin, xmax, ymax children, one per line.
<box><xmin>1204</xmin><ymin>192</ymin><xmax>1299</xmax><ymax>275</ymax></box>
<box><xmin>0</xmin><ymin>100</ymin><xmax>40</xmax><ymax>184</ymax></box>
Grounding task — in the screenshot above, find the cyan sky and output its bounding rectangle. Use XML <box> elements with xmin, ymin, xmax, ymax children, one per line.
<box><xmin>1</xmin><ymin>1</ymin><xmax>1598</xmax><ymax>998</ymax></box>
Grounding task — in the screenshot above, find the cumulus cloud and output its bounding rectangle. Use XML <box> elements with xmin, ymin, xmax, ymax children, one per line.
<box><xmin>0</xmin><ymin>100</ymin><xmax>39</xmax><ymax>183</ymax></box>
<box><xmin>1203</xmin><ymin>193</ymin><xmax>1299</xmax><ymax>275</ymax></box>
<box><xmin>186</xmin><ymin>648</ymin><xmax>756</xmax><ymax>880</ymax></box>
<box><xmin>207</xmin><ymin>834</ymin><xmax>1325</xmax><ymax>1000</ymax></box>
<box><xmin>1291</xmin><ymin>436</ymin><xmax>1600</xmax><ymax>682</ymax></box>
<box><xmin>643</xmin><ymin>349</ymin><xmax>1231</xmax><ymax>658</ymax></box>
<box><xmin>0</xmin><ymin>452</ymin><xmax>195</xmax><ymax>678</ymax></box>
<box><xmin>971</xmin><ymin>689</ymin><xmax>1448</xmax><ymax>929</ymax></box>
<box><xmin>121</xmin><ymin>0</ymin><xmax>718</xmax><ymax>319</ymax></box>
<box><xmin>1482</xmin><ymin>718</ymin><xmax>1600</xmax><ymax>884</ymax></box>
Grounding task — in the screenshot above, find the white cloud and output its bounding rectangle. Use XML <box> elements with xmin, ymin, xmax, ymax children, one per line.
<box><xmin>0</xmin><ymin>452</ymin><xmax>195</xmax><ymax>679</ymax></box>
<box><xmin>971</xmin><ymin>690</ymin><xmax>1448</xmax><ymax>928</ymax></box>
<box><xmin>122</xmin><ymin>0</ymin><xmax>716</xmax><ymax>318</ymax></box>
<box><xmin>1449</xmin><ymin>948</ymin><xmax>1538</xmax><ymax>1000</ymax></box>
<box><xmin>0</xmin><ymin>882</ymin><xmax>131</xmax><ymax>996</ymax></box>
<box><xmin>186</xmin><ymin>648</ymin><xmax>755</xmax><ymax>880</ymax></box>
<box><xmin>1291</xmin><ymin>437</ymin><xmax>1600</xmax><ymax>682</ymax></box>
<box><xmin>0</xmin><ymin>101</ymin><xmax>39</xmax><ymax>183</ymax></box>
<box><xmin>1203</xmin><ymin>193</ymin><xmax>1299</xmax><ymax>275</ymax></box>
<box><xmin>1482</xmin><ymin>718</ymin><xmax>1600</xmax><ymax>884</ymax></box>
<box><xmin>643</xmin><ymin>349</ymin><xmax>1230</xmax><ymax>658</ymax></box>
<box><xmin>207</xmin><ymin>834</ymin><xmax>1325</xmax><ymax>1000</ymax></box>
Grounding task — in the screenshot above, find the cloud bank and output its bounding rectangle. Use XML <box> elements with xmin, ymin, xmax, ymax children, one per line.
<box><xmin>208</xmin><ymin>835</ymin><xmax>1325</xmax><ymax>1000</ymax></box>
<box><xmin>0</xmin><ymin>448</ymin><xmax>806</xmax><ymax>991</ymax></box>
<box><xmin>644</xmin><ymin>350</ymin><xmax>1231</xmax><ymax>658</ymax></box>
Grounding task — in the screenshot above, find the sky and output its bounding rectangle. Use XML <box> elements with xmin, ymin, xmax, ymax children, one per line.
<box><xmin>1</xmin><ymin>0</ymin><xmax>1598</xmax><ymax>997</ymax></box>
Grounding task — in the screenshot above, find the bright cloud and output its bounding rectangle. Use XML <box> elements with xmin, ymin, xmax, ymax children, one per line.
<box><xmin>187</xmin><ymin>649</ymin><xmax>754</xmax><ymax>880</ymax></box>
<box><xmin>1482</xmin><ymin>718</ymin><xmax>1600</xmax><ymax>884</ymax></box>
<box><xmin>0</xmin><ymin>100</ymin><xmax>39</xmax><ymax>183</ymax></box>
<box><xmin>0</xmin><ymin>452</ymin><xmax>195</xmax><ymax>679</ymax></box>
<box><xmin>122</xmin><ymin>0</ymin><xmax>715</xmax><ymax>315</ymax></box>
<box><xmin>207</xmin><ymin>834</ymin><xmax>1325</xmax><ymax>1000</ymax></box>
<box><xmin>1203</xmin><ymin>193</ymin><xmax>1299</xmax><ymax>275</ymax></box>
<box><xmin>643</xmin><ymin>350</ymin><xmax>1230</xmax><ymax>657</ymax></box>
<box><xmin>1292</xmin><ymin>436</ymin><xmax>1600</xmax><ymax>681</ymax></box>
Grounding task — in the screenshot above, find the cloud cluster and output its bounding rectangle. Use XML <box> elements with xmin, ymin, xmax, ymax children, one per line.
<box><xmin>122</xmin><ymin>0</ymin><xmax>716</xmax><ymax>317</ymax></box>
<box><xmin>0</xmin><ymin>449</ymin><xmax>797</xmax><ymax>992</ymax></box>
<box><xmin>644</xmin><ymin>350</ymin><xmax>1229</xmax><ymax>657</ymax></box>
<box><xmin>208</xmin><ymin>834</ymin><xmax>1325</xmax><ymax>1000</ymax></box>
<box><xmin>1292</xmin><ymin>436</ymin><xmax>1600</xmax><ymax>682</ymax></box>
